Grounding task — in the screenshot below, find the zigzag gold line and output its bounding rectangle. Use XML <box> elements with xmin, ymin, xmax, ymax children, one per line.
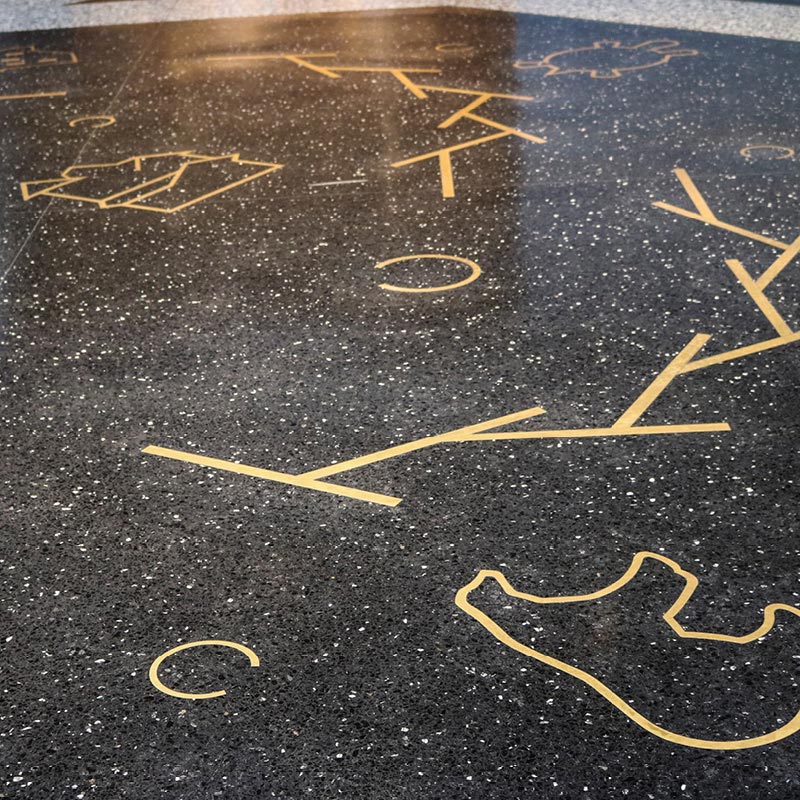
<box><xmin>456</xmin><ymin>551</ymin><xmax>800</xmax><ymax>750</ymax></box>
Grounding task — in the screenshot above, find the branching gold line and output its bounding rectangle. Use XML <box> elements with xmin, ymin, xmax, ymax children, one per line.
<box><xmin>391</xmin><ymin>131</ymin><xmax>510</xmax><ymax>166</ymax></box>
<box><xmin>143</xmin><ymin>445</ymin><xmax>402</xmax><ymax>507</ymax></box>
<box><xmin>415</xmin><ymin>85</ymin><xmax>533</xmax><ymax>100</ymax></box>
<box><xmin>726</xmin><ymin>259</ymin><xmax>794</xmax><ymax>338</ymax></box>
<box><xmin>681</xmin><ymin>330</ymin><xmax>800</xmax><ymax>372</ymax></box>
<box><xmin>284</xmin><ymin>55</ymin><xmax>341</xmax><ymax>78</ymax></box>
<box><xmin>462</xmin><ymin>112</ymin><xmax>546</xmax><ymax>143</ymax></box>
<box><xmin>0</xmin><ymin>90</ymin><xmax>66</xmax><ymax>101</ymax></box>
<box><xmin>652</xmin><ymin>202</ymin><xmax>789</xmax><ymax>250</ymax></box>
<box><xmin>389</xmin><ymin>69</ymin><xmax>428</xmax><ymax>98</ymax></box>
<box><xmin>673</xmin><ymin>167</ymin><xmax>716</xmax><ymax>220</ymax></box>
<box><xmin>438</xmin><ymin>95</ymin><xmax>490</xmax><ymax>128</ymax></box>
<box><xmin>756</xmin><ymin>233</ymin><xmax>800</xmax><ymax>289</ymax></box>
<box><xmin>300</xmin><ymin>407</ymin><xmax>547</xmax><ymax>481</ymax></box>
<box><xmin>613</xmin><ymin>334</ymin><xmax>710</xmax><ymax>429</ymax></box>
<box><xmin>456</xmin><ymin>552</ymin><xmax>800</xmax><ymax>750</ymax></box>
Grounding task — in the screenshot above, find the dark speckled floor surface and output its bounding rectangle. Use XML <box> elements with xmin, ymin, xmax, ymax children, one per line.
<box><xmin>1</xmin><ymin>6</ymin><xmax>799</xmax><ymax>799</ymax></box>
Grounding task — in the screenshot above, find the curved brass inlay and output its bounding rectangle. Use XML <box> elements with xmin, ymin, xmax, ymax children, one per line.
<box><xmin>69</xmin><ymin>115</ymin><xmax>116</xmax><ymax>129</ymax></box>
<box><xmin>740</xmin><ymin>145</ymin><xmax>795</xmax><ymax>160</ymax></box>
<box><xmin>435</xmin><ymin>42</ymin><xmax>474</xmax><ymax>54</ymax></box>
<box><xmin>149</xmin><ymin>639</ymin><xmax>261</xmax><ymax>699</ymax></box>
<box><xmin>376</xmin><ymin>253</ymin><xmax>482</xmax><ymax>293</ymax></box>
<box><xmin>456</xmin><ymin>551</ymin><xmax>800</xmax><ymax>750</ymax></box>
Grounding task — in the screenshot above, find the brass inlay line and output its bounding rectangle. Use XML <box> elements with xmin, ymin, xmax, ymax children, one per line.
<box><xmin>438</xmin><ymin>94</ymin><xmax>499</xmax><ymax>128</ymax></box>
<box><xmin>389</xmin><ymin>85</ymin><xmax>544</xmax><ymax>197</ymax></box>
<box><xmin>755</xmin><ymin>233</ymin><xmax>800</xmax><ymax>289</ymax></box>
<box><xmin>298</xmin><ymin>407</ymin><xmax>547</xmax><ymax>481</ymax></box>
<box><xmin>204</xmin><ymin>50</ymin><xmax>542</xmax><ymax>198</ymax></box>
<box><xmin>674</xmin><ymin>166</ymin><xmax>715</xmax><ymax>219</ymax></box>
<box><xmin>68</xmin><ymin>115</ymin><xmax>116</xmax><ymax>128</ymax></box>
<box><xmin>613</xmin><ymin>334</ymin><xmax>709</xmax><ymax>429</ymax></box>
<box><xmin>514</xmin><ymin>39</ymin><xmax>699</xmax><ymax>79</ymax></box>
<box><xmin>283</xmin><ymin>55</ymin><xmax>341</xmax><ymax>78</ymax></box>
<box><xmin>0</xmin><ymin>45</ymin><xmax>77</xmax><ymax>74</ymax></box>
<box><xmin>144</xmin><ymin>331</ymin><xmax>735</xmax><ymax>506</ymax></box>
<box><xmin>375</xmin><ymin>253</ymin><xmax>482</xmax><ymax>293</ymax></box>
<box><xmin>0</xmin><ymin>90</ymin><xmax>66</xmax><ymax>101</ymax></box>
<box><xmin>149</xmin><ymin>640</ymin><xmax>260</xmax><ymax>700</ymax></box>
<box><xmin>21</xmin><ymin>152</ymin><xmax>283</xmax><ymax>213</ymax></box>
<box><xmin>653</xmin><ymin>169</ymin><xmax>789</xmax><ymax>250</ymax></box>
<box><xmin>414</xmin><ymin>85</ymin><xmax>533</xmax><ymax>100</ymax></box>
<box><xmin>726</xmin><ymin>259</ymin><xmax>793</xmax><ymax>338</ymax></box>
<box><xmin>456</xmin><ymin>552</ymin><xmax>800</xmax><ymax>750</ymax></box>
<box><xmin>740</xmin><ymin>145</ymin><xmax>795</xmax><ymax>160</ymax></box>
<box><xmin>206</xmin><ymin>52</ymin><xmax>337</xmax><ymax>61</ymax></box>
<box><xmin>681</xmin><ymin>330</ymin><xmax>800</xmax><ymax>373</ymax></box>
<box><xmin>655</xmin><ymin>168</ymin><xmax>800</xmax><ymax>362</ymax></box>
<box><xmin>142</xmin><ymin>445</ymin><xmax>403</xmax><ymax>507</ymax></box>
<box><xmin>467</xmin><ymin>423</ymin><xmax>729</xmax><ymax>440</ymax></box>
<box><xmin>435</xmin><ymin>42</ymin><xmax>475</xmax><ymax>54</ymax></box>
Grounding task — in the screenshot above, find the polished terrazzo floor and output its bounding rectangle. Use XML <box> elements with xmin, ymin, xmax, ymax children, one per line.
<box><xmin>2</xmin><ymin>3</ymin><xmax>800</xmax><ymax>799</ymax></box>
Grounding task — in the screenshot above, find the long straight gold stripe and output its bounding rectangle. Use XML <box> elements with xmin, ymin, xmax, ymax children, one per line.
<box><xmin>439</xmin><ymin>151</ymin><xmax>455</xmax><ymax>198</ymax></box>
<box><xmin>466</xmin><ymin>422</ymin><xmax>730</xmax><ymax>440</ymax></box>
<box><xmin>0</xmin><ymin>90</ymin><xmax>66</xmax><ymax>101</ymax></box>
<box><xmin>143</xmin><ymin>445</ymin><xmax>402</xmax><ymax>506</ymax></box>
<box><xmin>205</xmin><ymin>52</ymin><xmax>337</xmax><ymax>61</ymax></box>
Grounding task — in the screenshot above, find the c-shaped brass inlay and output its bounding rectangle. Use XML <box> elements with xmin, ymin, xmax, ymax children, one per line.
<box><xmin>149</xmin><ymin>639</ymin><xmax>260</xmax><ymax>699</ymax></box>
<box><xmin>456</xmin><ymin>552</ymin><xmax>800</xmax><ymax>750</ymax></box>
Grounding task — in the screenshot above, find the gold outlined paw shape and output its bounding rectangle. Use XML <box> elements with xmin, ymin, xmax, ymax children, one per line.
<box><xmin>1</xmin><ymin>45</ymin><xmax>77</xmax><ymax>73</ymax></box>
<box><xmin>21</xmin><ymin>151</ymin><xmax>283</xmax><ymax>213</ymax></box>
<box><xmin>456</xmin><ymin>551</ymin><xmax>800</xmax><ymax>750</ymax></box>
<box><xmin>514</xmin><ymin>39</ymin><xmax>698</xmax><ymax>78</ymax></box>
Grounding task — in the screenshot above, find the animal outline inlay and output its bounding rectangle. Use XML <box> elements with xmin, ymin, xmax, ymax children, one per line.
<box><xmin>21</xmin><ymin>151</ymin><xmax>283</xmax><ymax>213</ymax></box>
<box><xmin>514</xmin><ymin>39</ymin><xmax>698</xmax><ymax>79</ymax></box>
<box><xmin>456</xmin><ymin>552</ymin><xmax>800</xmax><ymax>750</ymax></box>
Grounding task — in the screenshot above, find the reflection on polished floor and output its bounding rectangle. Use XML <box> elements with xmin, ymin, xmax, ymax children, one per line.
<box><xmin>2</xmin><ymin>1</ymin><xmax>800</xmax><ymax>797</ymax></box>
